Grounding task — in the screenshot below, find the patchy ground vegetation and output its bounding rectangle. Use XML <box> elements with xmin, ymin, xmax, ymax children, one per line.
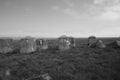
<box><xmin>0</xmin><ymin>38</ymin><xmax>120</xmax><ymax>80</ymax></box>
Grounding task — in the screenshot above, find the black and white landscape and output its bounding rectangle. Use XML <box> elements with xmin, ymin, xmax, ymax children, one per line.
<box><xmin>0</xmin><ymin>0</ymin><xmax>120</xmax><ymax>80</ymax></box>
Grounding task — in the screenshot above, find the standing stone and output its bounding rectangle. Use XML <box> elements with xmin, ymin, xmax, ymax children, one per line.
<box><xmin>36</xmin><ymin>39</ymin><xmax>48</xmax><ymax>50</ymax></box>
<box><xmin>19</xmin><ymin>37</ymin><xmax>37</xmax><ymax>53</ymax></box>
<box><xmin>58</xmin><ymin>35</ymin><xmax>71</xmax><ymax>50</ymax></box>
<box><xmin>88</xmin><ymin>36</ymin><xmax>97</xmax><ymax>48</ymax></box>
<box><xmin>68</xmin><ymin>37</ymin><xmax>76</xmax><ymax>48</ymax></box>
<box><xmin>0</xmin><ymin>39</ymin><xmax>14</xmax><ymax>54</ymax></box>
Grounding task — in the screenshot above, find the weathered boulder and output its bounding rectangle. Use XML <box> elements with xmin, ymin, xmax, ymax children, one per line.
<box><xmin>88</xmin><ymin>36</ymin><xmax>97</xmax><ymax>48</ymax></box>
<box><xmin>0</xmin><ymin>39</ymin><xmax>14</xmax><ymax>54</ymax></box>
<box><xmin>107</xmin><ymin>40</ymin><xmax>120</xmax><ymax>48</ymax></box>
<box><xmin>58</xmin><ymin>35</ymin><xmax>71</xmax><ymax>50</ymax></box>
<box><xmin>96</xmin><ymin>40</ymin><xmax>106</xmax><ymax>48</ymax></box>
<box><xmin>36</xmin><ymin>39</ymin><xmax>48</xmax><ymax>50</ymax></box>
<box><xmin>19</xmin><ymin>38</ymin><xmax>37</xmax><ymax>54</ymax></box>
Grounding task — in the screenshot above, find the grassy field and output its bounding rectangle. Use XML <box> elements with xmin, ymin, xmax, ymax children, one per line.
<box><xmin>0</xmin><ymin>38</ymin><xmax>120</xmax><ymax>80</ymax></box>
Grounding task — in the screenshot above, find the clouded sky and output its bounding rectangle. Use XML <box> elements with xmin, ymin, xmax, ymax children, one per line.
<box><xmin>0</xmin><ymin>0</ymin><xmax>120</xmax><ymax>37</ymax></box>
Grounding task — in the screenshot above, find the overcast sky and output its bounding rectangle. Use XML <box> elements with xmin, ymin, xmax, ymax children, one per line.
<box><xmin>0</xmin><ymin>0</ymin><xmax>120</xmax><ymax>37</ymax></box>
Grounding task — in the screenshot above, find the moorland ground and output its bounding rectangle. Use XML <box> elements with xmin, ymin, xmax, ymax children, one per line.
<box><xmin>0</xmin><ymin>38</ymin><xmax>120</xmax><ymax>80</ymax></box>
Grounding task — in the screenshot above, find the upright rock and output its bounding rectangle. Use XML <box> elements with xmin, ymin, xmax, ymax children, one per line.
<box><xmin>36</xmin><ymin>39</ymin><xmax>48</xmax><ymax>50</ymax></box>
<box><xmin>58</xmin><ymin>35</ymin><xmax>72</xmax><ymax>50</ymax></box>
<box><xmin>88</xmin><ymin>36</ymin><xmax>97</xmax><ymax>48</ymax></box>
<box><xmin>19</xmin><ymin>37</ymin><xmax>37</xmax><ymax>53</ymax></box>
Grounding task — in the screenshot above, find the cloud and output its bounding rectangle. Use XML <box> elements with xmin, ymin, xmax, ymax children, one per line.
<box><xmin>93</xmin><ymin>0</ymin><xmax>119</xmax><ymax>5</ymax></box>
<box><xmin>51</xmin><ymin>6</ymin><xmax>60</xmax><ymax>10</ymax></box>
<box><xmin>51</xmin><ymin>0</ymin><xmax>81</xmax><ymax>19</ymax></box>
<box><xmin>89</xmin><ymin>0</ymin><xmax>120</xmax><ymax>21</ymax></box>
<box><xmin>62</xmin><ymin>8</ymin><xmax>81</xmax><ymax>19</ymax></box>
<box><xmin>62</xmin><ymin>0</ymin><xmax>74</xmax><ymax>7</ymax></box>
<box><xmin>96</xmin><ymin>10</ymin><xmax>120</xmax><ymax>21</ymax></box>
<box><xmin>94</xmin><ymin>0</ymin><xmax>105</xmax><ymax>4</ymax></box>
